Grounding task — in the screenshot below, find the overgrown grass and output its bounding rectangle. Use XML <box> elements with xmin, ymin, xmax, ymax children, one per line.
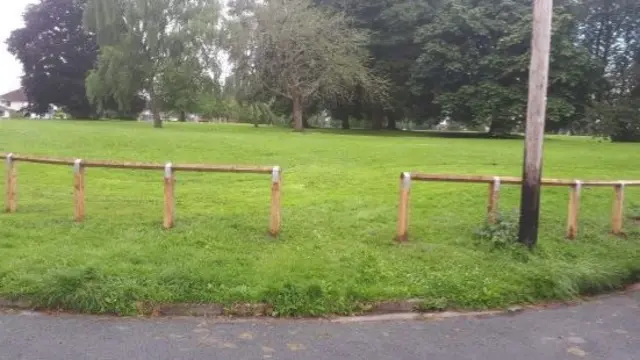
<box><xmin>1</xmin><ymin>120</ymin><xmax>639</xmax><ymax>316</ymax></box>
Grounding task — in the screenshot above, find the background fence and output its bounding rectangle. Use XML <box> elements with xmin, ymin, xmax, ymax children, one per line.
<box><xmin>2</xmin><ymin>153</ymin><xmax>282</xmax><ymax>235</ymax></box>
<box><xmin>396</xmin><ymin>172</ymin><xmax>640</xmax><ymax>242</ymax></box>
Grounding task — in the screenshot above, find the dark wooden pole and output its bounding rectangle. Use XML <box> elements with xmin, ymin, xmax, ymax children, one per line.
<box><xmin>518</xmin><ymin>0</ymin><xmax>554</xmax><ymax>248</ymax></box>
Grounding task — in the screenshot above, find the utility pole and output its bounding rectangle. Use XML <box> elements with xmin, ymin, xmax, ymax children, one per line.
<box><xmin>518</xmin><ymin>0</ymin><xmax>553</xmax><ymax>248</ymax></box>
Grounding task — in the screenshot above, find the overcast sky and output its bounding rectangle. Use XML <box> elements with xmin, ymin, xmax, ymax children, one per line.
<box><xmin>0</xmin><ymin>0</ymin><xmax>35</xmax><ymax>95</ymax></box>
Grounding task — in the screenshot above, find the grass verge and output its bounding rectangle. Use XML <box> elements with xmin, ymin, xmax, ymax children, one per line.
<box><xmin>1</xmin><ymin>120</ymin><xmax>639</xmax><ymax>316</ymax></box>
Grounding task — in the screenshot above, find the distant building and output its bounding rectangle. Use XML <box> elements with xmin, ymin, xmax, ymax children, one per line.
<box><xmin>0</xmin><ymin>88</ymin><xmax>56</xmax><ymax>119</ymax></box>
<box><xmin>0</xmin><ymin>89</ymin><xmax>29</xmax><ymax>118</ymax></box>
<box><xmin>0</xmin><ymin>103</ymin><xmax>15</xmax><ymax>118</ymax></box>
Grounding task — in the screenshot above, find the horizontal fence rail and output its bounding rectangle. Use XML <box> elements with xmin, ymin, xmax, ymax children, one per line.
<box><xmin>1</xmin><ymin>153</ymin><xmax>282</xmax><ymax>236</ymax></box>
<box><xmin>396</xmin><ymin>172</ymin><xmax>640</xmax><ymax>242</ymax></box>
<box><xmin>409</xmin><ymin>173</ymin><xmax>640</xmax><ymax>187</ymax></box>
<box><xmin>1</xmin><ymin>154</ymin><xmax>275</xmax><ymax>174</ymax></box>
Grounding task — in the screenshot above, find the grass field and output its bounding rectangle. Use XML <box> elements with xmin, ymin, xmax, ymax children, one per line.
<box><xmin>1</xmin><ymin>119</ymin><xmax>640</xmax><ymax>315</ymax></box>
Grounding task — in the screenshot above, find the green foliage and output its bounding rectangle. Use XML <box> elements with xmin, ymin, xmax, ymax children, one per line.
<box><xmin>628</xmin><ymin>203</ymin><xmax>640</xmax><ymax>220</ymax></box>
<box><xmin>410</xmin><ymin>0</ymin><xmax>598</xmax><ymax>135</ymax></box>
<box><xmin>314</xmin><ymin>0</ymin><xmax>635</xmax><ymax>135</ymax></box>
<box><xmin>157</xmin><ymin>58</ymin><xmax>218</xmax><ymax>118</ymax></box>
<box><xmin>84</xmin><ymin>0</ymin><xmax>221</xmax><ymax>125</ymax></box>
<box><xmin>86</xmin><ymin>46</ymin><xmax>144</xmax><ymax>115</ymax></box>
<box><xmin>9</xmin><ymin>0</ymin><xmax>639</xmax><ymax>135</ymax></box>
<box><xmin>1</xmin><ymin>121</ymin><xmax>640</xmax><ymax>315</ymax></box>
<box><xmin>53</xmin><ymin>109</ymin><xmax>68</xmax><ymax>120</ymax></box>
<box><xmin>262</xmin><ymin>283</ymin><xmax>353</xmax><ymax>316</ymax></box>
<box><xmin>589</xmin><ymin>100</ymin><xmax>640</xmax><ymax>142</ymax></box>
<box><xmin>316</xmin><ymin>0</ymin><xmax>436</xmax><ymax>128</ymax></box>
<box><xmin>7</xmin><ymin>0</ymin><xmax>98</xmax><ymax>118</ymax></box>
<box><xmin>475</xmin><ymin>213</ymin><xmax>520</xmax><ymax>250</ymax></box>
<box><xmin>224</xmin><ymin>0</ymin><xmax>386</xmax><ymax>131</ymax></box>
<box><xmin>28</xmin><ymin>267</ymin><xmax>140</xmax><ymax>315</ymax></box>
<box><xmin>197</xmin><ymin>95</ymin><xmax>232</xmax><ymax>121</ymax></box>
<box><xmin>576</xmin><ymin>0</ymin><xmax>640</xmax><ymax>103</ymax></box>
<box><xmin>416</xmin><ymin>297</ymin><xmax>449</xmax><ymax>312</ymax></box>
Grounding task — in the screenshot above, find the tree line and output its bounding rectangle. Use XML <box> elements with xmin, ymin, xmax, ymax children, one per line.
<box><xmin>6</xmin><ymin>0</ymin><xmax>640</xmax><ymax>140</ymax></box>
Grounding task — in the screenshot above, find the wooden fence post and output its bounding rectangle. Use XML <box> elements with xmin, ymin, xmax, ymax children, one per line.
<box><xmin>5</xmin><ymin>153</ymin><xmax>16</xmax><ymax>213</ymax></box>
<box><xmin>487</xmin><ymin>177</ymin><xmax>501</xmax><ymax>224</ymax></box>
<box><xmin>163</xmin><ymin>162</ymin><xmax>175</xmax><ymax>229</ymax></box>
<box><xmin>612</xmin><ymin>182</ymin><xmax>625</xmax><ymax>235</ymax></box>
<box><xmin>396</xmin><ymin>172</ymin><xmax>411</xmax><ymax>242</ymax></box>
<box><xmin>269</xmin><ymin>166</ymin><xmax>282</xmax><ymax>236</ymax></box>
<box><xmin>73</xmin><ymin>159</ymin><xmax>85</xmax><ymax>222</ymax></box>
<box><xmin>566</xmin><ymin>180</ymin><xmax>582</xmax><ymax>240</ymax></box>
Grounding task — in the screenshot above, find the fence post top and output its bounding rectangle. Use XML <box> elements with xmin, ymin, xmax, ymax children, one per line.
<box><xmin>272</xmin><ymin>166</ymin><xmax>281</xmax><ymax>183</ymax></box>
<box><xmin>6</xmin><ymin>153</ymin><xmax>13</xmax><ymax>161</ymax></box>
<box><xmin>73</xmin><ymin>159</ymin><xmax>83</xmax><ymax>172</ymax></box>
<box><xmin>574</xmin><ymin>180</ymin><xmax>583</xmax><ymax>191</ymax></box>
<box><xmin>401</xmin><ymin>172</ymin><xmax>411</xmax><ymax>189</ymax></box>
<box><xmin>493</xmin><ymin>176</ymin><xmax>501</xmax><ymax>184</ymax></box>
<box><xmin>164</xmin><ymin>162</ymin><xmax>173</xmax><ymax>177</ymax></box>
<box><xmin>619</xmin><ymin>181</ymin><xmax>627</xmax><ymax>187</ymax></box>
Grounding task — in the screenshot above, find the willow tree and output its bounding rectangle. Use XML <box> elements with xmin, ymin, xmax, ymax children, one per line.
<box><xmin>84</xmin><ymin>0</ymin><xmax>220</xmax><ymax>127</ymax></box>
<box><xmin>224</xmin><ymin>0</ymin><xmax>386</xmax><ymax>131</ymax></box>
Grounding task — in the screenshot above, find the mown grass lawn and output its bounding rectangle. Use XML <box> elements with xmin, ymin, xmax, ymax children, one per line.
<box><xmin>1</xmin><ymin>119</ymin><xmax>639</xmax><ymax>315</ymax></box>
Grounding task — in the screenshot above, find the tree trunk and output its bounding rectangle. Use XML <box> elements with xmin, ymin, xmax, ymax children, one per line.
<box><xmin>150</xmin><ymin>91</ymin><xmax>162</xmax><ymax>128</ymax></box>
<box><xmin>387</xmin><ymin>115</ymin><xmax>397</xmax><ymax>130</ymax></box>
<box><xmin>179</xmin><ymin>111</ymin><xmax>186</xmax><ymax>122</ymax></box>
<box><xmin>488</xmin><ymin>117</ymin><xmax>511</xmax><ymax>137</ymax></box>
<box><xmin>292</xmin><ymin>94</ymin><xmax>304</xmax><ymax>132</ymax></box>
<box><xmin>372</xmin><ymin>110</ymin><xmax>383</xmax><ymax>130</ymax></box>
<box><xmin>341</xmin><ymin>115</ymin><xmax>350</xmax><ymax>130</ymax></box>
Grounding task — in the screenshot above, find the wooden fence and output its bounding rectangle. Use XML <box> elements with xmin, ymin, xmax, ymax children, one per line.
<box><xmin>1</xmin><ymin>153</ymin><xmax>282</xmax><ymax>236</ymax></box>
<box><xmin>396</xmin><ymin>172</ymin><xmax>640</xmax><ymax>242</ymax></box>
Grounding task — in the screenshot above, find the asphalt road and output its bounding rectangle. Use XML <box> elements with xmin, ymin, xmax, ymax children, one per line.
<box><xmin>1</xmin><ymin>292</ymin><xmax>639</xmax><ymax>360</ymax></box>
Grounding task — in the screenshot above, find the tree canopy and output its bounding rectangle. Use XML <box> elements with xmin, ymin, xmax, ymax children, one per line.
<box><xmin>7</xmin><ymin>0</ymin><xmax>98</xmax><ymax>118</ymax></box>
<box><xmin>6</xmin><ymin>0</ymin><xmax>640</xmax><ymax>140</ymax></box>
<box><xmin>224</xmin><ymin>0</ymin><xmax>387</xmax><ymax>131</ymax></box>
<box><xmin>84</xmin><ymin>0</ymin><xmax>221</xmax><ymax>127</ymax></box>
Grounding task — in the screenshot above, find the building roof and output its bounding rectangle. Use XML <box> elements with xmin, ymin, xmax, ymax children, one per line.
<box><xmin>0</xmin><ymin>88</ymin><xmax>28</xmax><ymax>103</ymax></box>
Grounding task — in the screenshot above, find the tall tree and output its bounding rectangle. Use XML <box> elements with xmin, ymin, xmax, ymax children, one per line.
<box><xmin>224</xmin><ymin>0</ymin><xmax>386</xmax><ymax>131</ymax></box>
<box><xmin>158</xmin><ymin>58</ymin><xmax>218</xmax><ymax>122</ymax></box>
<box><xmin>84</xmin><ymin>0</ymin><xmax>221</xmax><ymax>127</ymax></box>
<box><xmin>576</xmin><ymin>0</ymin><xmax>640</xmax><ymax>101</ymax></box>
<box><xmin>573</xmin><ymin>0</ymin><xmax>640</xmax><ymax>141</ymax></box>
<box><xmin>410</xmin><ymin>0</ymin><xmax>597</xmax><ymax>135</ymax></box>
<box><xmin>316</xmin><ymin>0</ymin><xmax>438</xmax><ymax>130</ymax></box>
<box><xmin>7</xmin><ymin>0</ymin><xmax>97</xmax><ymax>118</ymax></box>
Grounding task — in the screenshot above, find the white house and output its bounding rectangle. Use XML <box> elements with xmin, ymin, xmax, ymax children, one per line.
<box><xmin>0</xmin><ymin>89</ymin><xmax>29</xmax><ymax>118</ymax></box>
<box><xmin>0</xmin><ymin>103</ymin><xmax>14</xmax><ymax>118</ymax></box>
<box><xmin>0</xmin><ymin>88</ymin><xmax>58</xmax><ymax>119</ymax></box>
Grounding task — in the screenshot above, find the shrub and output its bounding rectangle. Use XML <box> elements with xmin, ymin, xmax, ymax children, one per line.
<box><xmin>589</xmin><ymin>100</ymin><xmax>640</xmax><ymax>142</ymax></box>
<box><xmin>474</xmin><ymin>212</ymin><xmax>520</xmax><ymax>250</ymax></box>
